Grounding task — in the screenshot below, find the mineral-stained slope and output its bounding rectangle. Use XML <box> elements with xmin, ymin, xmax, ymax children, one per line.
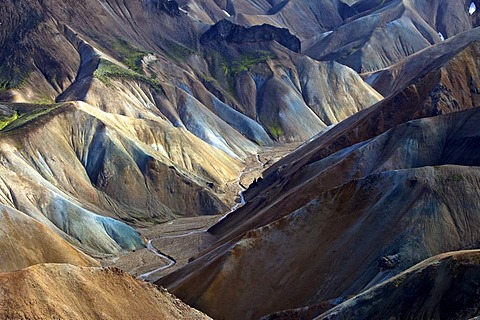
<box><xmin>208</xmin><ymin>29</ymin><xmax>480</xmax><ymax>246</ymax></box>
<box><xmin>1</xmin><ymin>0</ymin><xmax>479</xmax><ymax>319</ymax></box>
<box><xmin>157</xmin><ymin>28</ymin><xmax>480</xmax><ymax>319</ymax></box>
<box><xmin>0</xmin><ymin>101</ymin><xmax>242</xmax><ymax>256</ymax></box>
<box><xmin>365</xmin><ymin>27</ymin><xmax>480</xmax><ymax>97</ymax></box>
<box><xmin>159</xmin><ymin>107</ymin><xmax>480</xmax><ymax>319</ymax></box>
<box><xmin>0</xmin><ymin>264</ymin><xmax>211</xmax><ymax>320</ymax></box>
<box><xmin>0</xmin><ymin>204</ymin><xmax>99</xmax><ymax>272</ymax></box>
<box><xmin>0</xmin><ymin>0</ymin><xmax>383</xmax><ymax>261</ymax></box>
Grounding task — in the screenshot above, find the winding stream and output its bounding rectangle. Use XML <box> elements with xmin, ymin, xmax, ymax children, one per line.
<box><xmin>138</xmin><ymin>239</ymin><xmax>176</xmax><ymax>280</ymax></box>
<box><xmin>138</xmin><ymin>154</ymin><xmax>262</xmax><ymax>280</ymax></box>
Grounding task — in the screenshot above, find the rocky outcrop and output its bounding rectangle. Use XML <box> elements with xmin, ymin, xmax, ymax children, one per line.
<box><xmin>201</xmin><ymin>19</ymin><xmax>301</xmax><ymax>53</ymax></box>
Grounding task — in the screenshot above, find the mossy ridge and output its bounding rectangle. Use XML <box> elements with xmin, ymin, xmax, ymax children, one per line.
<box><xmin>94</xmin><ymin>59</ymin><xmax>164</xmax><ymax>92</ymax></box>
<box><xmin>225</xmin><ymin>51</ymin><xmax>276</xmax><ymax>76</ymax></box>
<box><xmin>0</xmin><ymin>112</ymin><xmax>18</xmax><ymax>130</ymax></box>
<box><xmin>111</xmin><ymin>39</ymin><xmax>149</xmax><ymax>74</ymax></box>
<box><xmin>0</xmin><ymin>103</ymin><xmax>63</xmax><ymax>133</ymax></box>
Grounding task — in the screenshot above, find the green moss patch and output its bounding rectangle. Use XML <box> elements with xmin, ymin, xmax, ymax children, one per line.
<box><xmin>94</xmin><ymin>59</ymin><xmax>162</xmax><ymax>91</ymax></box>
<box><xmin>224</xmin><ymin>51</ymin><xmax>275</xmax><ymax>76</ymax></box>
<box><xmin>268</xmin><ymin>125</ymin><xmax>284</xmax><ymax>140</ymax></box>
<box><xmin>0</xmin><ymin>112</ymin><xmax>18</xmax><ymax>130</ymax></box>
<box><xmin>162</xmin><ymin>40</ymin><xmax>195</xmax><ymax>62</ymax></box>
<box><xmin>111</xmin><ymin>39</ymin><xmax>149</xmax><ymax>74</ymax></box>
<box><xmin>0</xmin><ymin>104</ymin><xmax>62</xmax><ymax>133</ymax></box>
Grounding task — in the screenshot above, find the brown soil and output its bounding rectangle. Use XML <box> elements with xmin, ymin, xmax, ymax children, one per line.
<box><xmin>0</xmin><ymin>263</ymin><xmax>211</xmax><ymax>320</ymax></box>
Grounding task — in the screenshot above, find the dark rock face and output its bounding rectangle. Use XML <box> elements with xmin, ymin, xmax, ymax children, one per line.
<box><xmin>200</xmin><ymin>19</ymin><xmax>301</xmax><ymax>53</ymax></box>
<box><xmin>378</xmin><ymin>254</ymin><xmax>400</xmax><ymax>270</ymax></box>
<box><xmin>317</xmin><ymin>251</ymin><xmax>480</xmax><ymax>320</ymax></box>
<box><xmin>145</xmin><ymin>0</ymin><xmax>180</xmax><ymax>16</ymax></box>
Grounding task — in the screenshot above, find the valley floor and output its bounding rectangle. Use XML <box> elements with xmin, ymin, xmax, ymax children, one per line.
<box><xmin>104</xmin><ymin>143</ymin><xmax>300</xmax><ymax>281</ymax></box>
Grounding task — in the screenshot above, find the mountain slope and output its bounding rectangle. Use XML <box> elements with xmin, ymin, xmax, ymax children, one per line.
<box><xmin>316</xmin><ymin>250</ymin><xmax>480</xmax><ymax>320</ymax></box>
<box><xmin>305</xmin><ymin>0</ymin><xmax>474</xmax><ymax>72</ymax></box>
<box><xmin>0</xmin><ymin>264</ymin><xmax>211</xmax><ymax>320</ymax></box>
<box><xmin>207</xmin><ymin>28</ymin><xmax>480</xmax><ymax>245</ymax></box>
<box><xmin>159</xmin><ymin>107</ymin><xmax>480</xmax><ymax>319</ymax></box>
<box><xmin>0</xmin><ymin>204</ymin><xmax>99</xmax><ymax>272</ymax></box>
<box><xmin>0</xmin><ymin>101</ymin><xmax>243</xmax><ymax>256</ymax></box>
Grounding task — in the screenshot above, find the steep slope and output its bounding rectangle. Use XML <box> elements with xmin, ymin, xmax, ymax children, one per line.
<box><xmin>0</xmin><ymin>204</ymin><xmax>99</xmax><ymax>272</ymax></box>
<box><xmin>160</xmin><ymin>108</ymin><xmax>480</xmax><ymax>319</ymax></box>
<box><xmin>177</xmin><ymin>0</ymin><xmax>347</xmax><ymax>40</ymax></box>
<box><xmin>365</xmin><ymin>27</ymin><xmax>480</xmax><ymax>97</ymax></box>
<box><xmin>0</xmin><ymin>264</ymin><xmax>211</xmax><ymax>320</ymax></box>
<box><xmin>1</xmin><ymin>0</ymin><xmax>382</xmax><ymax>147</ymax></box>
<box><xmin>0</xmin><ymin>101</ymin><xmax>242</xmax><ymax>257</ymax></box>
<box><xmin>156</xmin><ymin>29</ymin><xmax>480</xmax><ymax>318</ymax></box>
<box><xmin>201</xmin><ymin>19</ymin><xmax>382</xmax><ymax>141</ymax></box>
<box><xmin>208</xmin><ymin>28</ymin><xmax>480</xmax><ymax>244</ymax></box>
<box><xmin>316</xmin><ymin>250</ymin><xmax>480</xmax><ymax>320</ymax></box>
<box><xmin>0</xmin><ymin>0</ymin><xmax>383</xmax><ymax>262</ymax></box>
<box><xmin>306</xmin><ymin>0</ymin><xmax>475</xmax><ymax>72</ymax></box>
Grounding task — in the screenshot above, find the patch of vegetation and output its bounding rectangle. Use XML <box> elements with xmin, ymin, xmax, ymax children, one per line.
<box><xmin>0</xmin><ymin>112</ymin><xmax>18</xmax><ymax>130</ymax></box>
<box><xmin>223</xmin><ymin>51</ymin><xmax>275</xmax><ymax>76</ymax></box>
<box><xmin>94</xmin><ymin>59</ymin><xmax>162</xmax><ymax>91</ymax></box>
<box><xmin>0</xmin><ymin>104</ymin><xmax>62</xmax><ymax>133</ymax></box>
<box><xmin>112</xmin><ymin>39</ymin><xmax>149</xmax><ymax>73</ymax></box>
<box><xmin>268</xmin><ymin>125</ymin><xmax>284</xmax><ymax>140</ymax></box>
<box><xmin>0</xmin><ymin>70</ymin><xmax>31</xmax><ymax>92</ymax></box>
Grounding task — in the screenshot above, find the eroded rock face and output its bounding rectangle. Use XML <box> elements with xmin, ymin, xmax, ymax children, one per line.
<box><xmin>201</xmin><ymin>19</ymin><xmax>301</xmax><ymax>53</ymax></box>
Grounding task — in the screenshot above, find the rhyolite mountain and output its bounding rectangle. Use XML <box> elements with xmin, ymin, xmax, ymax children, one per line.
<box><xmin>0</xmin><ymin>0</ymin><xmax>381</xmax><ymax>258</ymax></box>
<box><xmin>157</xmin><ymin>25</ymin><xmax>480</xmax><ymax>320</ymax></box>
<box><xmin>1</xmin><ymin>0</ymin><xmax>480</xmax><ymax>319</ymax></box>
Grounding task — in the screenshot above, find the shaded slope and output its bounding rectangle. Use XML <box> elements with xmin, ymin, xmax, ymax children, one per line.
<box><xmin>316</xmin><ymin>250</ymin><xmax>480</xmax><ymax>320</ymax></box>
<box><xmin>0</xmin><ymin>263</ymin><xmax>211</xmax><ymax>320</ymax></box>
<box><xmin>158</xmin><ymin>107</ymin><xmax>480</xmax><ymax>319</ymax></box>
<box><xmin>364</xmin><ymin>27</ymin><xmax>480</xmax><ymax>97</ymax></box>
